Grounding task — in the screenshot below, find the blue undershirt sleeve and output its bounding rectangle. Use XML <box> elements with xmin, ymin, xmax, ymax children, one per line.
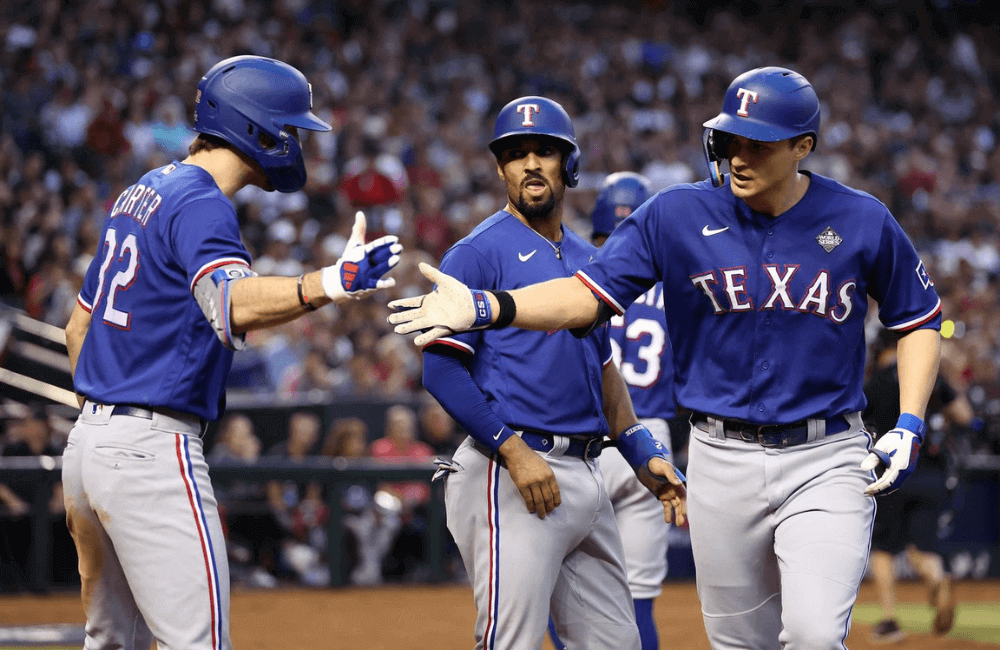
<box><xmin>422</xmin><ymin>347</ymin><xmax>515</xmax><ymax>453</ymax></box>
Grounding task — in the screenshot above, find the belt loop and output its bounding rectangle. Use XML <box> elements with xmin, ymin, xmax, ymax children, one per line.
<box><xmin>807</xmin><ymin>417</ymin><xmax>825</xmax><ymax>443</ymax></box>
<box><xmin>708</xmin><ymin>415</ymin><xmax>725</xmax><ymax>441</ymax></box>
<box><xmin>845</xmin><ymin>411</ymin><xmax>863</xmax><ymax>432</ymax></box>
<box><xmin>549</xmin><ymin>435</ymin><xmax>569</xmax><ymax>457</ymax></box>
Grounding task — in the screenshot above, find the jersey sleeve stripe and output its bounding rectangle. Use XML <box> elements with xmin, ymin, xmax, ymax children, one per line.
<box><xmin>575</xmin><ymin>271</ymin><xmax>626</xmax><ymax>315</ymax></box>
<box><xmin>77</xmin><ymin>295</ymin><xmax>93</xmax><ymax>313</ymax></box>
<box><xmin>189</xmin><ymin>258</ymin><xmax>251</xmax><ymax>293</ymax></box>
<box><xmin>885</xmin><ymin>298</ymin><xmax>942</xmax><ymax>331</ymax></box>
<box><xmin>424</xmin><ymin>337</ymin><xmax>475</xmax><ymax>355</ymax></box>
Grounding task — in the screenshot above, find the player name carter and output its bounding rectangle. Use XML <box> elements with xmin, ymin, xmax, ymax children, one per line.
<box><xmin>108</xmin><ymin>182</ymin><xmax>163</xmax><ymax>228</ymax></box>
<box><xmin>691</xmin><ymin>264</ymin><xmax>856</xmax><ymax>322</ymax></box>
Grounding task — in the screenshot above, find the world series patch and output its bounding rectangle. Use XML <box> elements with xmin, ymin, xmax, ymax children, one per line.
<box><xmin>816</xmin><ymin>226</ymin><xmax>842</xmax><ymax>253</ymax></box>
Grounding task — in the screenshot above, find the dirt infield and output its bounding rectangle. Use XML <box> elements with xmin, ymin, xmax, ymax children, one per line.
<box><xmin>0</xmin><ymin>580</ymin><xmax>996</xmax><ymax>649</ymax></box>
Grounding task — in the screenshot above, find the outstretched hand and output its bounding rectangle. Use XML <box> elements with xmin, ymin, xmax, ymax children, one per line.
<box><xmin>387</xmin><ymin>262</ymin><xmax>481</xmax><ymax>346</ymax></box>
<box><xmin>322</xmin><ymin>211</ymin><xmax>402</xmax><ymax>302</ymax></box>
<box><xmin>637</xmin><ymin>456</ymin><xmax>687</xmax><ymax>526</ymax></box>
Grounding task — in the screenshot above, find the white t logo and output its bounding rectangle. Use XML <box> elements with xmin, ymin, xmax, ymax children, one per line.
<box><xmin>736</xmin><ymin>88</ymin><xmax>759</xmax><ymax>117</ymax></box>
<box><xmin>517</xmin><ymin>103</ymin><xmax>541</xmax><ymax>126</ymax></box>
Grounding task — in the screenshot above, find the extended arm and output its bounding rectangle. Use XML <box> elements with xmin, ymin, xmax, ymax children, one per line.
<box><xmin>507</xmin><ymin>276</ymin><xmax>600</xmax><ymax>331</ymax></box>
<box><xmin>215</xmin><ymin>211</ymin><xmax>401</xmax><ymax>336</ymax></box>
<box><xmin>388</xmin><ymin>263</ymin><xmax>600</xmax><ymax>346</ymax></box>
<box><xmin>229</xmin><ymin>272</ymin><xmax>332</xmax><ymax>333</ymax></box>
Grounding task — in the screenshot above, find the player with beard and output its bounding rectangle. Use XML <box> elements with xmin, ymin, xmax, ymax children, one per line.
<box><xmin>391</xmin><ymin>68</ymin><xmax>942</xmax><ymax>650</ymax></box>
<box><xmin>420</xmin><ymin>96</ymin><xmax>685</xmax><ymax>650</ymax></box>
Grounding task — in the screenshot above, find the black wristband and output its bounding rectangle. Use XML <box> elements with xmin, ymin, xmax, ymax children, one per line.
<box><xmin>489</xmin><ymin>290</ymin><xmax>516</xmax><ymax>329</ymax></box>
<box><xmin>297</xmin><ymin>274</ymin><xmax>318</xmax><ymax>311</ymax></box>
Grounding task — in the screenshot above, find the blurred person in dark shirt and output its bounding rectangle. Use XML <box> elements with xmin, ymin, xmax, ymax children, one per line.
<box><xmin>264</xmin><ymin>410</ymin><xmax>330</xmax><ymax>585</ymax></box>
<box><xmin>209</xmin><ymin>413</ymin><xmax>283</xmax><ymax>589</ymax></box>
<box><xmin>321</xmin><ymin>417</ymin><xmax>402</xmax><ymax>585</ymax></box>
<box><xmin>863</xmin><ymin>328</ymin><xmax>977</xmax><ymax>641</ymax></box>
<box><xmin>0</xmin><ymin>409</ymin><xmax>73</xmax><ymax>590</ymax></box>
<box><xmin>417</xmin><ymin>390</ymin><xmax>460</xmax><ymax>457</ymax></box>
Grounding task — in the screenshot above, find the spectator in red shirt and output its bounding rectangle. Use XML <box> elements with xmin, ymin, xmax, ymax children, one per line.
<box><xmin>369</xmin><ymin>404</ymin><xmax>435</xmax><ymax>582</ymax></box>
<box><xmin>369</xmin><ymin>404</ymin><xmax>434</xmax><ymax>509</ymax></box>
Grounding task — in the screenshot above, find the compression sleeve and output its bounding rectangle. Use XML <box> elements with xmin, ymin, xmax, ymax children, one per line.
<box><xmin>422</xmin><ymin>347</ymin><xmax>515</xmax><ymax>453</ymax></box>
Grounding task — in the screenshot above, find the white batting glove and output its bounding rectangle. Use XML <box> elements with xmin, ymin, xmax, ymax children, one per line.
<box><xmin>322</xmin><ymin>211</ymin><xmax>402</xmax><ymax>302</ymax></box>
<box><xmin>860</xmin><ymin>414</ymin><xmax>925</xmax><ymax>496</ymax></box>
<box><xmin>387</xmin><ymin>263</ymin><xmax>488</xmax><ymax>346</ymax></box>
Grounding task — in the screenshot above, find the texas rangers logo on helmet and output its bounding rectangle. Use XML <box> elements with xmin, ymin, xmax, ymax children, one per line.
<box><xmin>736</xmin><ymin>88</ymin><xmax>759</xmax><ymax>117</ymax></box>
<box><xmin>517</xmin><ymin>103</ymin><xmax>541</xmax><ymax>126</ymax></box>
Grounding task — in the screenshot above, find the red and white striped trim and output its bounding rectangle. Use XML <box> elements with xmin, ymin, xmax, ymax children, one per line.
<box><xmin>424</xmin><ymin>337</ymin><xmax>475</xmax><ymax>355</ymax></box>
<box><xmin>885</xmin><ymin>299</ymin><xmax>942</xmax><ymax>331</ymax></box>
<box><xmin>189</xmin><ymin>258</ymin><xmax>250</xmax><ymax>293</ymax></box>
<box><xmin>77</xmin><ymin>294</ymin><xmax>93</xmax><ymax>314</ymax></box>
<box><xmin>575</xmin><ymin>271</ymin><xmax>626</xmax><ymax>315</ymax></box>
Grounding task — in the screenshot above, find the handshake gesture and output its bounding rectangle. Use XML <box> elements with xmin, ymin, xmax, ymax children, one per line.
<box><xmin>323</xmin><ymin>211</ymin><xmax>403</xmax><ymax>302</ymax></box>
<box><xmin>387</xmin><ymin>262</ymin><xmax>483</xmax><ymax>345</ymax></box>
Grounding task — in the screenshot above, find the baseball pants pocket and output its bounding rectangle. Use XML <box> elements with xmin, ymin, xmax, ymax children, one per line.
<box><xmin>93</xmin><ymin>444</ymin><xmax>156</xmax><ymax>461</ymax></box>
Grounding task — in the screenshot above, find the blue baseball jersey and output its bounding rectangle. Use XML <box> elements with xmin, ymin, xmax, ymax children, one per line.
<box><xmin>428</xmin><ymin>211</ymin><xmax>613</xmax><ymax>437</ymax></box>
<box><xmin>578</xmin><ymin>172</ymin><xmax>941</xmax><ymax>425</ymax></box>
<box><xmin>75</xmin><ymin>162</ymin><xmax>251</xmax><ymax>421</ymax></box>
<box><xmin>609</xmin><ymin>283</ymin><xmax>677</xmax><ymax>420</ymax></box>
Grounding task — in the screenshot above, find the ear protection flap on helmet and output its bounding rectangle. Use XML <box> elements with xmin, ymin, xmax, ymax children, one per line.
<box><xmin>703</xmin><ymin>130</ymin><xmax>733</xmax><ymax>188</ymax></box>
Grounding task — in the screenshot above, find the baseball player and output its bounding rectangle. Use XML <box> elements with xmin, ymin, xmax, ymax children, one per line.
<box><xmin>593</xmin><ymin>172</ymin><xmax>676</xmax><ymax>650</ymax></box>
<box><xmin>390</xmin><ymin>67</ymin><xmax>943</xmax><ymax>649</ymax></box>
<box><xmin>549</xmin><ymin>171</ymin><xmax>676</xmax><ymax>650</ymax></box>
<box><xmin>420</xmin><ymin>96</ymin><xmax>687</xmax><ymax>650</ymax></box>
<box><xmin>61</xmin><ymin>56</ymin><xmax>402</xmax><ymax>650</ymax></box>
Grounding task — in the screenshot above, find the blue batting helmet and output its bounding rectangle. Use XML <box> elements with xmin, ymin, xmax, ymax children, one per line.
<box><xmin>591</xmin><ymin>172</ymin><xmax>653</xmax><ymax>239</ymax></box>
<box><xmin>488</xmin><ymin>96</ymin><xmax>581</xmax><ymax>188</ymax></box>
<box><xmin>702</xmin><ymin>66</ymin><xmax>820</xmax><ymax>186</ymax></box>
<box><xmin>193</xmin><ymin>56</ymin><xmax>332</xmax><ymax>193</ymax></box>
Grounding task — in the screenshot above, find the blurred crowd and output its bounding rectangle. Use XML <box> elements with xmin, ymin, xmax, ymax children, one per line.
<box><xmin>0</xmin><ymin>394</ymin><xmax>462</xmax><ymax>590</ymax></box>
<box><xmin>1</xmin><ymin>0</ymin><xmax>1000</xmax><ymax>585</ymax></box>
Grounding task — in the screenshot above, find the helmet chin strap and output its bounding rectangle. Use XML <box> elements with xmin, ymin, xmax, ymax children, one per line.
<box><xmin>702</xmin><ymin>129</ymin><xmax>727</xmax><ymax>188</ymax></box>
<box><xmin>708</xmin><ymin>159</ymin><xmax>725</xmax><ymax>188</ymax></box>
